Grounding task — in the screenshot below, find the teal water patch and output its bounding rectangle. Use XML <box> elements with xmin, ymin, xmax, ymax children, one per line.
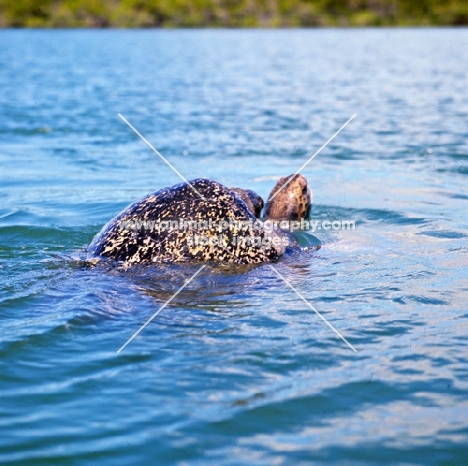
<box><xmin>418</xmin><ymin>230</ymin><xmax>466</xmax><ymax>239</ymax></box>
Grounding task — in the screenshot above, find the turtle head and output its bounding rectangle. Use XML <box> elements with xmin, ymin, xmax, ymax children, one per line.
<box><xmin>230</xmin><ymin>187</ymin><xmax>264</xmax><ymax>218</ymax></box>
<box><xmin>264</xmin><ymin>174</ymin><xmax>312</xmax><ymax>220</ymax></box>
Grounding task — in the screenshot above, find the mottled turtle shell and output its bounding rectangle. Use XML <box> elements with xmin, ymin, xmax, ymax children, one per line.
<box><xmin>88</xmin><ymin>178</ymin><xmax>285</xmax><ymax>265</ymax></box>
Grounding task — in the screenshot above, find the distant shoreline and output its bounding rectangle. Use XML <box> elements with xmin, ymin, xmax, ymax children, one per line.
<box><xmin>1</xmin><ymin>26</ymin><xmax>468</xmax><ymax>30</ymax></box>
<box><xmin>1</xmin><ymin>0</ymin><xmax>467</xmax><ymax>29</ymax></box>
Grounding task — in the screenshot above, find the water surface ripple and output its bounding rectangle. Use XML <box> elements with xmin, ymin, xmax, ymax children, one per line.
<box><xmin>1</xmin><ymin>29</ymin><xmax>467</xmax><ymax>465</ymax></box>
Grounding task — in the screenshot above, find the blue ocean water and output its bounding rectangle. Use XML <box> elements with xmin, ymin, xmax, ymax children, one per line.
<box><xmin>1</xmin><ymin>29</ymin><xmax>468</xmax><ymax>465</ymax></box>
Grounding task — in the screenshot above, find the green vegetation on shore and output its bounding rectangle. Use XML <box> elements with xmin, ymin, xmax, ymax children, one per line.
<box><xmin>0</xmin><ymin>0</ymin><xmax>467</xmax><ymax>28</ymax></box>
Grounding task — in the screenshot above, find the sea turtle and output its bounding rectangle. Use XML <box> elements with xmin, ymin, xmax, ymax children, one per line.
<box><xmin>87</xmin><ymin>174</ymin><xmax>312</xmax><ymax>265</ymax></box>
